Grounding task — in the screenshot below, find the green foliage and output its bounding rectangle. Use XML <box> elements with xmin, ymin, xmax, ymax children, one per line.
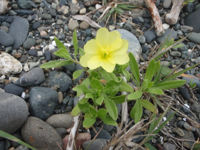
<box><xmin>73</xmin><ymin>30</ymin><xmax>78</xmax><ymax>59</ymax></box>
<box><xmin>40</xmin><ymin>60</ymin><xmax>73</xmax><ymax>68</ymax></box>
<box><xmin>0</xmin><ymin>130</ymin><xmax>36</xmax><ymax>150</ymax></box>
<box><xmin>73</xmin><ymin>69</ymin><xmax>84</xmax><ymax>79</ymax></box>
<box><xmin>183</xmin><ymin>0</ymin><xmax>194</xmax><ymax>4</ymax></box>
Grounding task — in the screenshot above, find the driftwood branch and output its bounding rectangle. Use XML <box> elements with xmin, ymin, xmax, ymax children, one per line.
<box><xmin>165</xmin><ymin>0</ymin><xmax>184</xmax><ymax>25</ymax></box>
<box><xmin>66</xmin><ymin>94</ymin><xmax>84</xmax><ymax>150</ymax></box>
<box><xmin>145</xmin><ymin>0</ymin><xmax>164</xmax><ymax>36</ymax></box>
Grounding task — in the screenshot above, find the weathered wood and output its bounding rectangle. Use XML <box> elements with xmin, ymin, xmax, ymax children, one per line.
<box><xmin>145</xmin><ymin>0</ymin><xmax>165</xmax><ymax>36</ymax></box>
<box><xmin>165</xmin><ymin>0</ymin><xmax>184</xmax><ymax>25</ymax></box>
<box><xmin>0</xmin><ymin>0</ymin><xmax>8</xmax><ymax>14</ymax></box>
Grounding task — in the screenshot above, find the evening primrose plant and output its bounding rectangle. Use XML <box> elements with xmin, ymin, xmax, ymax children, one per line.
<box><xmin>40</xmin><ymin>27</ymin><xmax>196</xmax><ymax>128</ymax></box>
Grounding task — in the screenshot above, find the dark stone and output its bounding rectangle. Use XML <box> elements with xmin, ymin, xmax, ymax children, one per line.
<box><xmin>28</xmin><ymin>49</ymin><xmax>37</xmax><ymax>56</ymax></box>
<box><xmin>163</xmin><ymin>142</ymin><xmax>176</xmax><ymax>150</ymax></box>
<box><xmin>91</xmin><ymin>127</ymin><xmax>111</xmax><ymax>140</ymax></box>
<box><xmin>82</xmin><ymin>139</ymin><xmax>107</xmax><ymax>150</ymax></box>
<box><xmin>183</xmin><ymin>2</ymin><xmax>194</xmax><ymax>13</ymax></box>
<box><xmin>142</xmin><ymin>44</ymin><xmax>149</xmax><ymax>53</ymax></box>
<box><xmin>0</xmin><ymin>30</ymin><xmax>14</xmax><ymax>46</ymax></box>
<box><xmin>179</xmin><ymin>88</ymin><xmax>191</xmax><ymax>100</ymax></box>
<box><xmin>144</xmin><ymin>30</ymin><xmax>157</xmax><ymax>43</ymax></box>
<box><xmin>156</xmin><ymin>29</ymin><xmax>177</xmax><ymax>43</ymax></box>
<box><xmin>32</xmin><ymin>21</ymin><xmax>41</xmax><ymax>29</ymax></box>
<box><xmin>19</xmin><ymin>55</ymin><xmax>28</xmax><ymax>63</ymax></box>
<box><xmin>64</xmin><ymin>63</ymin><xmax>76</xmax><ymax>72</ymax></box>
<box><xmin>15</xmin><ymin>10</ymin><xmax>34</xmax><ymax>15</ymax></box>
<box><xmin>29</xmin><ymin>87</ymin><xmax>58</xmax><ymax>120</ymax></box>
<box><xmin>55</xmin><ymin>128</ymin><xmax>67</xmax><ymax>138</ymax></box>
<box><xmin>44</xmin><ymin>51</ymin><xmax>52</xmax><ymax>61</ymax></box>
<box><xmin>185</xmin><ymin>9</ymin><xmax>200</xmax><ymax>33</ymax></box>
<box><xmin>23</xmin><ymin>38</ymin><xmax>36</xmax><ymax>49</ymax></box>
<box><xmin>4</xmin><ymin>83</ymin><xmax>24</xmax><ymax>96</ymax></box>
<box><xmin>16</xmin><ymin>67</ymin><xmax>45</xmax><ymax>86</ymax></box>
<box><xmin>6</xmin><ymin>16</ymin><xmax>14</xmax><ymax>23</ymax></box>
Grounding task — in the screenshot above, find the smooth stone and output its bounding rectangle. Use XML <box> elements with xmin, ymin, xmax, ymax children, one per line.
<box><xmin>163</xmin><ymin>0</ymin><xmax>172</xmax><ymax>8</ymax></box>
<box><xmin>70</xmin><ymin>3</ymin><xmax>80</xmax><ymax>15</ymax></box>
<box><xmin>16</xmin><ymin>67</ymin><xmax>45</xmax><ymax>86</ymax></box>
<box><xmin>8</xmin><ymin>16</ymin><xmax>29</xmax><ymax>49</ymax></box>
<box><xmin>17</xmin><ymin>0</ymin><xmax>33</xmax><ymax>9</ymax></box>
<box><xmin>144</xmin><ymin>30</ymin><xmax>157</xmax><ymax>43</ymax></box>
<box><xmin>138</xmin><ymin>35</ymin><xmax>146</xmax><ymax>44</ymax></box>
<box><xmin>180</xmin><ymin>25</ymin><xmax>193</xmax><ymax>32</ymax></box>
<box><xmin>55</xmin><ymin>128</ymin><xmax>67</xmax><ymax>139</ymax></box>
<box><xmin>184</xmin><ymin>2</ymin><xmax>194</xmax><ymax>13</ymax></box>
<box><xmin>115</xmin><ymin>29</ymin><xmax>141</xmax><ymax>63</ymax></box>
<box><xmin>21</xmin><ymin>117</ymin><xmax>63</xmax><ymax>150</ymax></box>
<box><xmin>68</xmin><ymin>20</ymin><xmax>79</xmax><ymax>30</ymax></box>
<box><xmin>80</xmin><ymin>21</ymin><xmax>89</xmax><ymax>29</ymax></box>
<box><xmin>82</xmin><ymin>139</ymin><xmax>107</xmax><ymax>150</ymax></box>
<box><xmin>91</xmin><ymin>127</ymin><xmax>111</xmax><ymax>140</ymax></box>
<box><xmin>160</xmin><ymin>61</ymin><xmax>170</xmax><ymax>67</ymax></box>
<box><xmin>128</xmin><ymin>0</ymin><xmax>145</xmax><ymax>6</ymax></box>
<box><xmin>15</xmin><ymin>145</ymin><xmax>29</xmax><ymax>150</ymax></box>
<box><xmin>63</xmin><ymin>133</ymin><xmax>91</xmax><ymax>149</ymax></box>
<box><xmin>43</xmin><ymin>71</ymin><xmax>72</xmax><ymax>92</ymax></box>
<box><xmin>0</xmin><ymin>92</ymin><xmax>28</xmax><ymax>134</ymax></box>
<box><xmin>0</xmin><ymin>30</ymin><xmax>14</xmax><ymax>46</ymax></box>
<box><xmin>44</xmin><ymin>50</ymin><xmax>52</xmax><ymax>61</ymax></box>
<box><xmin>0</xmin><ymin>53</ymin><xmax>22</xmax><ymax>75</ymax></box>
<box><xmin>185</xmin><ymin>9</ymin><xmax>200</xmax><ymax>33</ymax></box>
<box><xmin>188</xmin><ymin>32</ymin><xmax>200</xmax><ymax>44</ymax></box>
<box><xmin>15</xmin><ymin>10</ymin><xmax>34</xmax><ymax>15</ymax></box>
<box><xmin>49</xmin><ymin>8</ymin><xmax>57</xmax><ymax>16</ymax></box>
<box><xmin>182</xmin><ymin>51</ymin><xmax>193</xmax><ymax>59</ymax></box>
<box><xmin>156</xmin><ymin>29</ymin><xmax>177</xmax><ymax>44</ymax></box>
<box><xmin>28</xmin><ymin>49</ymin><xmax>37</xmax><ymax>56</ymax></box>
<box><xmin>0</xmin><ymin>141</ymin><xmax>4</xmax><ymax>150</ymax></box>
<box><xmin>182</xmin><ymin>74</ymin><xmax>200</xmax><ymax>93</ymax></box>
<box><xmin>23</xmin><ymin>38</ymin><xmax>36</xmax><ymax>49</ymax></box>
<box><xmin>59</xmin><ymin>5</ymin><xmax>68</xmax><ymax>15</ymax></box>
<box><xmin>163</xmin><ymin>142</ymin><xmax>176</xmax><ymax>150</ymax></box>
<box><xmin>170</xmin><ymin>51</ymin><xmax>181</xmax><ymax>57</ymax></box>
<box><xmin>29</xmin><ymin>87</ymin><xmax>58</xmax><ymax>120</ymax></box>
<box><xmin>46</xmin><ymin>114</ymin><xmax>73</xmax><ymax>129</ymax></box>
<box><xmin>172</xmin><ymin>127</ymin><xmax>184</xmax><ymax>137</ymax></box>
<box><xmin>191</xmin><ymin>102</ymin><xmax>200</xmax><ymax>114</ymax></box>
<box><xmin>178</xmin><ymin>130</ymin><xmax>195</xmax><ymax>149</ymax></box>
<box><xmin>41</xmin><ymin>13</ymin><xmax>52</xmax><ymax>20</ymax></box>
<box><xmin>178</xmin><ymin>43</ymin><xmax>187</xmax><ymax>51</ymax></box>
<box><xmin>4</xmin><ymin>83</ymin><xmax>23</xmax><ymax>96</ymax></box>
<box><xmin>73</xmin><ymin>64</ymin><xmax>85</xmax><ymax>85</ymax></box>
<box><xmin>179</xmin><ymin>88</ymin><xmax>190</xmax><ymax>100</ymax></box>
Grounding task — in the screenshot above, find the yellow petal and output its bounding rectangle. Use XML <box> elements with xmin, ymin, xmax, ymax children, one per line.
<box><xmin>84</xmin><ymin>39</ymin><xmax>100</xmax><ymax>54</ymax></box>
<box><xmin>112</xmin><ymin>39</ymin><xmax>129</xmax><ymax>55</ymax></box>
<box><xmin>108</xmin><ymin>31</ymin><xmax>122</xmax><ymax>51</ymax></box>
<box><xmin>101</xmin><ymin>59</ymin><xmax>115</xmax><ymax>73</ymax></box>
<box><xmin>109</xmin><ymin>53</ymin><xmax>129</xmax><ymax>65</ymax></box>
<box><xmin>96</xmin><ymin>28</ymin><xmax>110</xmax><ymax>47</ymax></box>
<box><xmin>80</xmin><ymin>54</ymin><xmax>95</xmax><ymax>67</ymax></box>
<box><xmin>87</xmin><ymin>55</ymin><xmax>102</xmax><ymax>70</ymax></box>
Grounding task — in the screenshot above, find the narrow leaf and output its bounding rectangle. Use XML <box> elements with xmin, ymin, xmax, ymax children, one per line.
<box><xmin>119</xmin><ymin>80</ymin><xmax>134</xmax><ymax>93</ymax></box>
<box><xmin>97</xmin><ymin>109</ymin><xmax>107</xmax><ymax>119</ymax></box>
<box><xmin>146</xmin><ymin>88</ymin><xmax>164</xmax><ymax>95</ymax></box>
<box><xmin>40</xmin><ymin>60</ymin><xmax>73</xmax><ymax>68</ymax></box>
<box><xmin>127</xmin><ymin>90</ymin><xmax>143</xmax><ymax>100</ymax></box>
<box><xmin>104</xmin><ymin>96</ymin><xmax>118</xmax><ymax>120</ymax></box>
<box><xmin>73</xmin><ymin>69</ymin><xmax>84</xmax><ymax>79</ymax></box>
<box><xmin>144</xmin><ymin>59</ymin><xmax>156</xmax><ymax>83</ymax></box>
<box><xmin>122</xmin><ymin>70</ymin><xmax>130</xmax><ymax>81</ymax></box>
<box><xmin>79</xmin><ymin>47</ymin><xmax>85</xmax><ymax>57</ymax></box>
<box><xmin>129</xmin><ymin>53</ymin><xmax>140</xmax><ymax>86</ymax></box>
<box><xmin>83</xmin><ymin>117</ymin><xmax>96</xmax><ymax>128</ymax></box>
<box><xmin>153</xmin><ymin>80</ymin><xmax>186</xmax><ymax>90</ymax></box>
<box><xmin>71</xmin><ymin>104</ymin><xmax>81</xmax><ymax>116</ymax></box>
<box><xmin>54</xmin><ymin>48</ymin><xmax>71</xmax><ymax>59</ymax></box>
<box><xmin>54</xmin><ymin>37</ymin><xmax>67</xmax><ymax>50</ymax></box>
<box><xmin>110</xmin><ymin>95</ymin><xmax>126</xmax><ymax>104</ymax></box>
<box><xmin>140</xmin><ymin>100</ymin><xmax>156</xmax><ymax>112</ymax></box>
<box><xmin>130</xmin><ymin>100</ymin><xmax>143</xmax><ymax>123</ymax></box>
<box><xmin>102</xmin><ymin>115</ymin><xmax>118</xmax><ymax>126</ymax></box>
<box><xmin>73</xmin><ymin>30</ymin><xmax>78</xmax><ymax>58</ymax></box>
<box><xmin>144</xmin><ymin>143</ymin><xmax>157</xmax><ymax>150</ymax></box>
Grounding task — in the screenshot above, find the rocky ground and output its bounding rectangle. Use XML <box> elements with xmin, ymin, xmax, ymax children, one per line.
<box><xmin>1</xmin><ymin>0</ymin><xmax>200</xmax><ymax>149</ymax></box>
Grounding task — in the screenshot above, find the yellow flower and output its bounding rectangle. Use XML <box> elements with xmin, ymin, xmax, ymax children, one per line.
<box><xmin>80</xmin><ymin>28</ymin><xmax>129</xmax><ymax>73</ymax></box>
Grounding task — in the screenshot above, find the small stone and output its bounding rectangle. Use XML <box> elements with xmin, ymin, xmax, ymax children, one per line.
<box><xmin>68</xmin><ymin>20</ymin><xmax>79</xmax><ymax>30</ymax></box>
<box><xmin>172</xmin><ymin>127</ymin><xmax>184</xmax><ymax>137</ymax></box>
<box><xmin>138</xmin><ymin>35</ymin><xmax>146</xmax><ymax>44</ymax></box>
<box><xmin>13</xmin><ymin>52</ymin><xmax>22</xmax><ymax>59</ymax></box>
<box><xmin>108</xmin><ymin>25</ymin><xmax>115</xmax><ymax>31</ymax></box>
<box><xmin>163</xmin><ymin>142</ymin><xmax>176</xmax><ymax>150</ymax></box>
<box><xmin>0</xmin><ymin>30</ymin><xmax>14</xmax><ymax>46</ymax></box>
<box><xmin>23</xmin><ymin>38</ymin><xmax>36</xmax><ymax>49</ymax></box>
<box><xmin>91</xmin><ymin>127</ymin><xmax>111</xmax><ymax>139</ymax></box>
<box><xmin>70</xmin><ymin>3</ymin><xmax>80</xmax><ymax>15</ymax></box>
<box><xmin>58</xmin><ymin>91</ymin><xmax>63</xmax><ymax>103</ymax></box>
<box><xmin>28</xmin><ymin>49</ymin><xmax>37</xmax><ymax>56</ymax></box>
<box><xmin>40</xmin><ymin>30</ymin><xmax>47</xmax><ymax>37</ymax></box>
<box><xmin>179</xmin><ymin>88</ymin><xmax>190</xmax><ymax>100</ymax></box>
<box><xmin>162</xmin><ymin>23</ymin><xmax>169</xmax><ymax>30</ymax></box>
<box><xmin>79</xmin><ymin>8</ymin><xmax>86</xmax><ymax>14</ymax></box>
<box><xmin>170</xmin><ymin>51</ymin><xmax>181</xmax><ymax>57</ymax></box>
<box><xmin>41</xmin><ymin>13</ymin><xmax>52</xmax><ymax>20</ymax></box>
<box><xmin>188</xmin><ymin>32</ymin><xmax>200</xmax><ymax>44</ymax></box>
<box><xmin>82</xmin><ymin>139</ymin><xmax>107</xmax><ymax>150</ymax></box>
<box><xmin>180</xmin><ymin>25</ymin><xmax>193</xmax><ymax>32</ymax></box>
<box><xmin>183</xmin><ymin>122</ymin><xmax>193</xmax><ymax>131</ymax></box>
<box><xmin>60</xmin><ymin>5</ymin><xmax>69</xmax><ymax>15</ymax></box>
<box><xmin>95</xmin><ymin>4</ymin><xmax>104</xmax><ymax>12</ymax></box>
<box><xmin>32</xmin><ymin>21</ymin><xmax>41</xmax><ymax>29</ymax></box>
<box><xmin>4</xmin><ymin>83</ymin><xmax>24</xmax><ymax>96</ymax></box>
<box><xmin>156</xmin><ymin>29</ymin><xmax>177</xmax><ymax>43</ymax></box>
<box><xmin>144</xmin><ymin>30</ymin><xmax>156</xmax><ymax>43</ymax></box>
<box><xmin>80</xmin><ymin>21</ymin><xmax>89</xmax><ymax>29</ymax></box>
<box><xmin>23</xmin><ymin>63</ymin><xmax>29</xmax><ymax>71</ymax></box>
<box><xmin>163</xmin><ymin>0</ymin><xmax>172</xmax><ymax>8</ymax></box>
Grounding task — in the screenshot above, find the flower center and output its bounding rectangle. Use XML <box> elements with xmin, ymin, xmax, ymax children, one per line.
<box><xmin>101</xmin><ymin>46</ymin><xmax>111</xmax><ymax>58</ymax></box>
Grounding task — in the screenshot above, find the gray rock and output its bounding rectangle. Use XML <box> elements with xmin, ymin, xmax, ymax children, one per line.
<box><xmin>46</xmin><ymin>114</ymin><xmax>73</xmax><ymax>129</ymax></box>
<box><xmin>17</xmin><ymin>0</ymin><xmax>33</xmax><ymax>9</ymax></box>
<box><xmin>82</xmin><ymin>139</ymin><xmax>107</xmax><ymax>150</ymax></box>
<box><xmin>185</xmin><ymin>9</ymin><xmax>200</xmax><ymax>33</ymax></box>
<box><xmin>115</xmin><ymin>29</ymin><xmax>141</xmax><ymax>63</ymax></box>
<box><xmin>163</xmin><ymin>142</ymin><xmax>176</xmax><ymax>150</ymax></box>
<box><xmin>43</xmin><ymin>71</ymin><xmax>72</xmax><ymax>92</ymax></box>
<box><xmin>91</xmin><ymin>127</ymin><xmax>111</xmax><ymax>140</ymax></box>
<box><xmin>191</xmin><ymin>102</ymin><xmax>200</xmax><ymax>114</ymax></box>
<box><xmin>182</xmin><ymin>74</ymin><xmax>200</xmax><ymax>93</ymax></box>
<box><xmin>180</xmin><ymin>25</ymin><xmax>193</xmax><ymax>32</ymax></box>
<box><xmin>68</xmin><ymin>20</ymin><xmax>79</xmax><ymax>31</ymax></box>
<box><xmin>128</xmin><ymin>0</ymin><xmax>145</xmax><ymax>6</ymax></box>
<box><xmin>144</xmin><ymin>30</ymin><xmax>157</xmax><ymax>43</ymax></box>
<box><xmin>8</xmin><ymin>16</ymin><xmax>29</xmax><ymax>49</ymax></box>
<box><xmin>15</xmin><ymin>145</ymin><xmax>29</xmax><ymax>150</ymax></box>
<box><xmin>188</xmin><ymin>32</ymin><xmax>200</xmax><ymax>44</ymax></box>
<box><xmin>170</xmin><ymin>51</ymin><xmax>181</xmax><ymax>57</ymax></box>
<box><xmin>0</xmin><ymin>92</ymin><xmax>28</xmax><ymax>134</ymax></box>
<box><xmin>23</xmin><ymin>38</ymin><xmax>36</xmax><ymax>49</ymax></box>
<box><xmin>16</xmin><ymin>67</ymin><xmax>45</xmax><ymax>86</ymax></box>
<box><xmin>0</xmin><ymin>141</ymin><xmax>4</xmax><ymax>150</ymax></box>
<box><xmin>0</xmin><ymin>30</ymin><xmax>14</xmax><ymax>46</ymax></box>
<box><xmin>138</xmin><ymin>35</ymin><xmax>146</xmax><ymax>44</ymax></box>
<box><xmin>41</xmin><ymin>13</ymin><xmax>52</xmax><ymax>20</ymax></box>
<box><xmin>4</xmin><ymin>83</ymin><xmax>24</xmax><ymax>96</ymax></box>
<box><xmin>163</xmin><ymin>0</ymin><xmax>172</xmax><ymax>8</ymax></box>
<box><xmin>160</xmin><ymin>61</ymin><xmax>170</xmax><ymax>67</ymax></box>
<box><xmin>178</xmin><ymin>130</ymin><xmax>195</xmax><ymax>149</ymax></box>
<box><xmin>29</xmin><ymin>87</ymin><xmax>58</xmax><ymax>120</ymax></box>
<box><xmin>64</xmin><ymin>63</ymin><xmax>76</xmax><ymax>72</ymax></box>
<box><xmin>156</xmin><ymin>29</ymin><xmax>177</xmax><ymax>44</ymax></box>
<box><xmin>55</xmin><ymin>128</ymin><xmax>67</xmax><ymax>139</ymax></box>
<box><xmin>70</xmin><ymin>3</ymin><xmax>80</xmax><ymax>15</ymax></box>
<box><xmin>21</xmin><ymin>117</ymin><xmax>63</xmax><ymax>150</ymax></box>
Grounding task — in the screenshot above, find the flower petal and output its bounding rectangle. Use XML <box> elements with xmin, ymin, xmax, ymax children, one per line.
<box><xmin>109</xmin><ymin>53</ymin><xmax>129</xmax><ymax>65</ymax></box>
<box><xmin>87</xmin><ymin>55</ymin><xmax>102</xmax><ymax>70</ymax></box>
<box><xmin>112</xmin><ymin>39</ymin><xmax>129</xmax><ymax>55</ymax></box>
<box><xmin>101</xmin><ymin>59</ymin><xmax>116</xmax><ymax>73</ymax></box>
<box><xmin>84</xmin><ymin>39</ymin><xmax>100</xmax><ymax>54</ymax></box>
<box><xmin>108</xmin><ymin>31</ymin><xmax>122</xmax><ymax>51</ymax></box>
<box><xmin>96</xmin><ymin>28</ymin><xmax>110</xmax><ymax>47</ymax></box>
<box><xmin>80</xmin><ymin>54</ymin><xmax>95</xmax><ymax>67</ymax></box>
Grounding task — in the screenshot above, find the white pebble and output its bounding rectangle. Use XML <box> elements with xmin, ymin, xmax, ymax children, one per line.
<box><xmin>95</xmin><ymin>4</ymin><xmax>104</xmax><ymax>12</ymax></box>
<box><xmin>183</xmin><ymin>118</ymin><xmax>187</xmax><ymax>121</ymax></box>
<box><xmin>163</xmin><ymin>117</ymin><xmax>167</xmax><ymax>121</ymax></box>
<box><xmin>21</xmin><ymin>92</ymin><xmax>26</xmax><ymax>99</ymax></box>
<box><xmin>9</xmin><ymin>77</ymin><xmax>19</xmax><ymax>83</ymax></box>
<box><xmin>0</xmin><ymin>75</ymin><xmax>5</xmax><ymax>80</ymax></box>
<box><xmin>49</xmin><ymin>44</ymin><xmax>55</xmax><ymax>50</ymax></box>
<box><xmin>24</xmin><ymin>63</ymin><xmax>30</xmax><ymax>72</ymax></box>
<box><xmin>37</xmin><ymin>51</ymin><xmax>43</xmax><ymax>56</ymax></box>
<box><xmin>184</xmin><ymin>103</ymin><xmax>190</xmax><ymax>109</ymax></box>
<box><xmin>162</xmin><ymin>23</ymin><xmax>170</xmax><ymax>30</ymax></box>
<box><xmin>52</xmin><ymin>40</ymin><xmax>56</xmax><ymax>46</ymax></box>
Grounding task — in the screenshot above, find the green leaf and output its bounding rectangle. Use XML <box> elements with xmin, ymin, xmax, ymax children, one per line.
<box><xmin>0</xmin><ymin>130</ymin><xmax>36</xmax><ymax>150</ymax></box>
<box><xmin>119</xmin><ymin>80</ymin><xmax>134</xmax><ymax>93</ymax></box>
<box><xmin>96</xmin><ymin>95</ymin><xmax>104</xmax><ymax>105</ymax></box>
<box><xmin>71</xmin><ymin>104</ymin><xmax>81</xmax><ymax>116</ymax></box>
<box><xmin>97</xmin><ymin>109</ymin><xmax>107</xmax><ymax>119</ymax></box>
<box><xmin>91</xmin><ymin>78</ymin><xmax>104</xmax><ymax>91</ymax></box>
<box><xmin>148</xmin><ymin>82</ymin><xmax>154</xmax><ymax>88</ymax></box>
<box><xmin>144</xmin><ymin>142</ymin><xmax>157</xmax><ymax>150</ymax></box>
<box><xmin>78</xmin><ymin>102</ymin><xmax>90</xmax><ymax>113</ymax></box>
<box><xmin>73</xmin><ymin>30</ymin><xmax>78</xmax><ymax>58</ymax></box>
<box><xmin>79</xmin><ymin>47</ymin><xmax>85</xmax><ymax>57</ymax></box>
<box><xmin>110</xmin><ymin>95</ymin><xmax>126</xmax><ymax>104</ymax></box>
<box><xmin>73</xmin><ymin>69</ymin><xmax>84</xmax><ymax>79</ymax></box>
<box><xmin>89</xmin><ymin>106</ymin><xmax>97</xmax><ymax>117</ymax></box>
<box><xmin>154</xmin><ymin>61</ymin><xmax>161</xmax><ymax>76</ymax></box>
<box><xmin>40</xmin><ymin>60</ymin><xmax>73</xmax><ymax>68</ymax></box>
<box><xmin>141</xmin><ymin>79</ymin><xmax>149</xmax><ymax>91</ymax></box>
<box><xmin>73</xmin><ymin>84</ymin><xmax>93</xmax><ymax>97</ymax></box>
<box><xmin>104</xmin><ymin>96</ymin><xmax>118</xmax><ymax>120</ymax></box>
<box><xmin>102</xmin><ymin>115</ymin><xmax>118</xmax><ymax>126</ymax></box>
<box><xmin>85</xmin><ymin>93</ymin><xmax>94</xmax><ymax>99</ymax></box>
<box><xmin>54</xmin><ymin>48</ymin><xmax>71</xmax><ymax>59</ymax></box>
<box><xmin>54</xmin><ymin>37</ymin><xmax>67</xmax><ymax>50</ymax></box>
<box><xmin>103</xmin><ymin>80</ymin><xmax>120</xmax><ymax>94</ymax></box>
<box><xmin>153</xmin><ymin>80</ymin><xmax>186</xmax><ymax>90</ymax></box>
<box><xmin>127</xmin><ymin>90</ymin><xmax>143</xmax><ymax>100</ymax></box>
<box><xmin>162</xmin><ymin>63</ymin><xmax>200</xmax><ymax>82</ymax></box>
<box><xmin>81</xmin><ymin>77</ymin><xmax>90</xmax><ymax>87</ymax></box>
<box><xmin>140</xmin><ymin>100</ymin><xmax>156</xmax><ymax>112</ymax></box>
<box><xmin>194</xmin><ymin>143</ymin><xmax>200</xmax><ymax>150</ymax></box>
<box><xmin>88</xmin><ymin>70</ymin><xmax>101</xmax><ymax>80</ymax></box>
<box><xmin>99</xmin><ymin>70</ymin><xmax>118</xmax><ymax>81</ymax></box>
<box><xmin>122</xmin><ymin>70</ymin><xmax>130</xmax><ymax>81</ymax></box>
<box><xmin>129</xmin><ymin>53</ymin><xmax>140</xmax><ymax>86</ymax></box>
<box><xmin>146</xmin><ymin>88</ymin><xmax>164</xmax><ymax>95</ymax></box>
<box><xmin>130</xmin><ymin>100</ymin><xmax>143</xmax><ymax>123</ymax></box>
<box><xmin>173</xmin><ymin>43</ymin><xmax>184</xmax><ymax>49</ymax></box>
<box><xmin>83</xmin><ymin>117</ymin><xmax>96</xmax><ymax>128</ymax></box>
<box><xmin>144</xmin><ymin>59</ymin><xmax>156</xmax><ymax>83</ymax></box>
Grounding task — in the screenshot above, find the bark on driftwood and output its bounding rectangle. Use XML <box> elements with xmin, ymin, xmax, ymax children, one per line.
<box><xmin>0</xmin><ymin>0</ymin><xmax>8</xmax><ymax>14</ymax></box>
<box><xmin>165</xmin><ymin>0</ymin><xmax>184</xmax><ymax>25</ymax></box>
<box><xmin>145</xmin><ymin>0</ymin><xmax>165</xmax><ymax>36</ymax></box>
